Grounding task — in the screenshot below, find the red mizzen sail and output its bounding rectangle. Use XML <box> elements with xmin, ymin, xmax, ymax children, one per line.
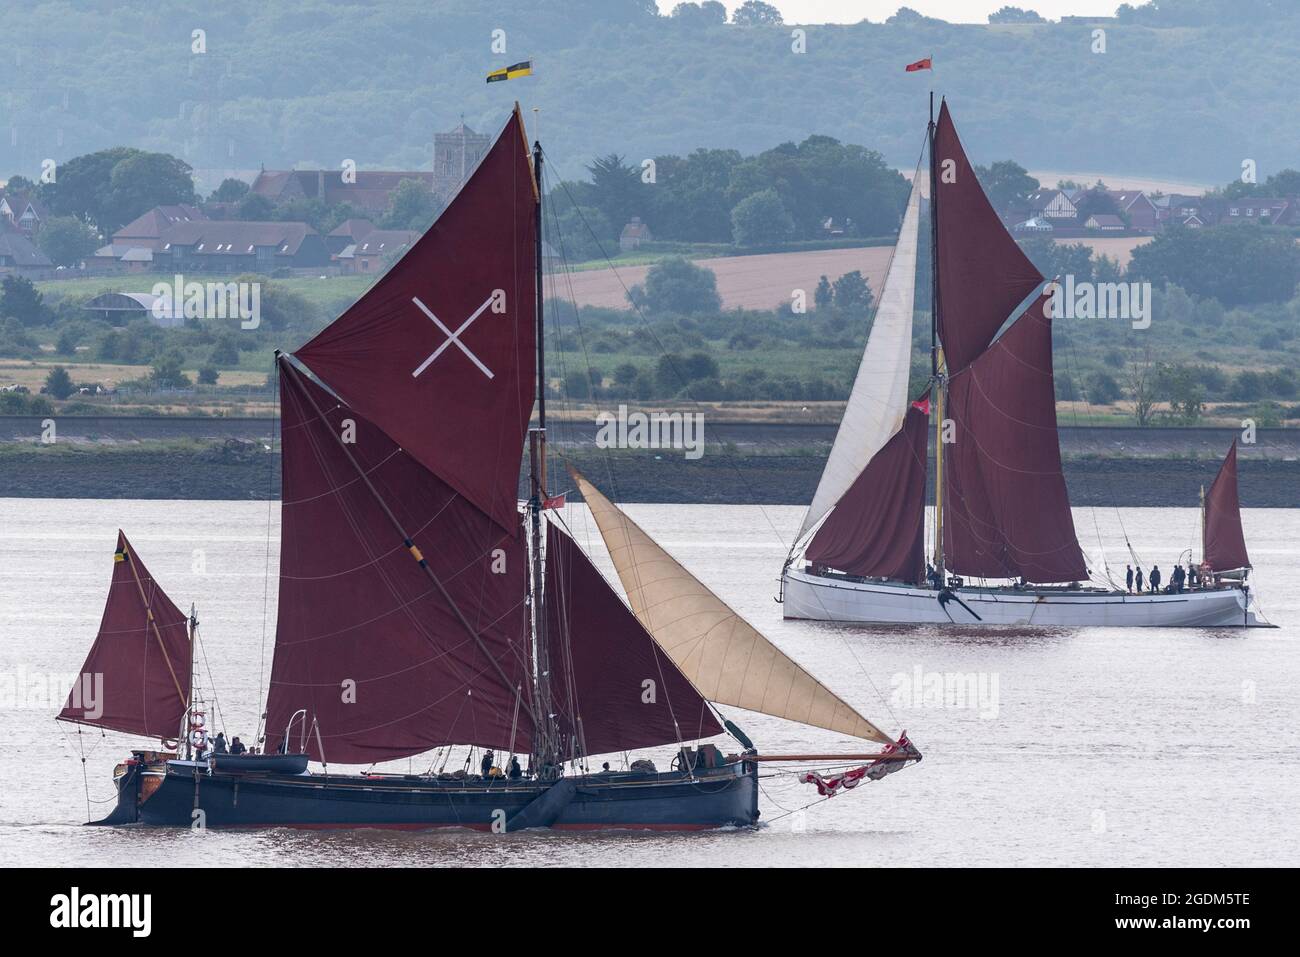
<box><xmin>294</xmin><ymin>106</ymin><xmax>537</xmax><ymax>535</ymax></box>
<box><xmin>544</xmin><ymin>522</ymin><xmax>722</xmax><ymax>758</ymax></box>
<box><xmin>805</xmin><ymin>400</ymin><xmax>930</xmax><ymax>583</ymax></box>
<box><xmin>1203</xmin><ymin>440</ymin><xmax>1251</xmax><ymax>572</ymax></box>
<box><xmin>933</xmin><ymin>101</ymin><xmax>1044</xmax><ymax>375</ymax></box>
<box><xmin>263</xmin><ymin>363</ymin><xmax>535</xmax><ymax>763</ymax></box>
<box><xmin>58</xmin><ymin>531</ymin><xmax>190</xmax><ymax>740</ymax></box>
<box><xmin>943</xmin><ymin>293</ymin><xmax>1088</xmax><ymax>583</ymax></box>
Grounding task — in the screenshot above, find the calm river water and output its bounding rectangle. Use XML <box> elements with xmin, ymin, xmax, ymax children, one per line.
<box><xmin>1</xmin><ymin>499</ymin><xmax>1296</xmax><ymax>867</ymax></box>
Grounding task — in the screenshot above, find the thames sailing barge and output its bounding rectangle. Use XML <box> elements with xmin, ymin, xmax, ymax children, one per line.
<box><xmin>60</xmin><ymin>107</ymin><xmax>919</xmax><ymax>831</ymax></box>
<box><xmin>782</xmin><ymin>99</ymin><xmax>1265</xmax><ymax>628</ymax></box>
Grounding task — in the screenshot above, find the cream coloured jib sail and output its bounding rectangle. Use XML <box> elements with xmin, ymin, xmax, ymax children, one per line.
<box><xmin>571</xmin><ymin>467</ymin><xmax>892</xmax><ymax>744</ymax></box>
<box><xmin>796</xmin><ymin>175</ymin><xmax>923</xmax><ymax>543</ymax></box>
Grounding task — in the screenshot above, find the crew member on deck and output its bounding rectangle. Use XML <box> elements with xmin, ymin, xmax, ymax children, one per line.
<box><xmin>508</xmin><ymin>756</ymin><xmax>522</xmax><ymax>779</ymax></box>
<box><xmin>480</xmin><ymin>749</ymin><xmax>495</xmax><ymax>778</ymax></box>
<box><xmin>1149</xmin><ymin>565</ymin><xmax>1162</xmax><ymax>593</ymax></box>
<box><xmin>212</xmin><ymin>732</ymin><xmax>228</xmax><ymax>754</ymax></box>
<box><xmin>1135</xmin><ymin>567</ymin><xmax>1145</xmax><ymax>593</ymax></box>
<box><xmin>229</xmin><ymin>736</ymin><xmax>247</xmax><ymax>755</ymax></box>
<box><xmin>1125</xmin><ymin>564</ymin><xmax>1134</xmax><ymax>593</ymax></box>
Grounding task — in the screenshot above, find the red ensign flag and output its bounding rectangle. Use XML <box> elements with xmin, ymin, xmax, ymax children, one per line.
<box><xmin>905</xmin><ymin>58</ymin><xmax>932</xmax><ymax>72</ymax></box>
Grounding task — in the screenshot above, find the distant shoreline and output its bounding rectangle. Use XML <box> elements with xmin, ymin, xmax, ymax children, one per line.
<box><xmin>1</xmin><ymin>444</ymin><xmax>1296</xmax><ymax>508</ymax></box>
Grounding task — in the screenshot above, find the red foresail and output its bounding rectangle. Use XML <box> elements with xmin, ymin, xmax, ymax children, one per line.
<box><xmin>805</xmin><ymin>400</ymin><xmax>929</xmax><ymax>583</ymax></box>
<box><xmin>264</xmin><ymin>362</ymin><xmax>534</xmax><ymax>764</ymax></box>
<box><xmin>294</xmin><ymin>106</ymin><xmax>537</xmax><ymax>535</ymax></box>
<box><xmin>58</xmin><ymin>531</ymin><xmax>190</xmax><ymax>740</ymax></box>
<box><xmin>544</xmin><ymin>521</ymin><xmax>722</xmax><ymax>758</ymax></box>
<box><xmin>934</xmin><ymin>101</ymin><xmax>1044</xmax><ymax>374</ymax></box>
<box><xmin>943</xmin><ymin>293</ymin><xmax>1088</xmax><ymax>583</ymax></box>
<box><xmin>1203</xmin><ymin>440</ymin><xmax>1251</xmax><ymax>572</ymax></box>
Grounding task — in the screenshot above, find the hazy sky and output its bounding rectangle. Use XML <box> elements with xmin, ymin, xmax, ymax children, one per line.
<box><xmin>656</xmin><ymin>1</ymin><xmax>1120</xmax><ymax>23</ymax></box>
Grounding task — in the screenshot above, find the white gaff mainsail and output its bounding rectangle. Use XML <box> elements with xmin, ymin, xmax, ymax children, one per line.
<box><xmin>796</xmin><ymin>175</ymin><xmax>923</xmax><ymax>544</ymax></box>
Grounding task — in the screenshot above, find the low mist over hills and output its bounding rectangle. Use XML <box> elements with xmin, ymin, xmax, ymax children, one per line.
<box><xmin>2</xmin><ymin>0</ymin><xmax>1297</xmax><ymax>184</ymax></box>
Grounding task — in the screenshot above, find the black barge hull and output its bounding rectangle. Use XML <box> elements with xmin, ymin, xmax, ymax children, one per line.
<box><xmin>101</xmin><ymin>756</ymin><xmax>760</xmax><ymax>831</ymax></box>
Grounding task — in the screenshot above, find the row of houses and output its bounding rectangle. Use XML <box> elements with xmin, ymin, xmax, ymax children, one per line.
<box><xmin>82</xmin><ymin>120</ymin><xmax>501</xmax><ymax>276</ymax></box>
<box><xmin>0</xmin><ymin>192</ymin><xmax>419</xmax><ymax>281</ymax></box>
<box><xmin>1007</xmin><ymin>186</ymin><xmax>1300</xmax><ymax>235</ymax></box>
<box><xmin>89</xmin><ymin>206</ymin><xmax>419</xmax><ymax>276</ymax></box>
<box><xmin>0</xmin><ymin>119</ymin><xmax>495</xmax><ymax>281</ymax></box>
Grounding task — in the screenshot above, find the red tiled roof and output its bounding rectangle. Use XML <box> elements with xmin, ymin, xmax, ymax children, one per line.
<box><xmin>114</xmin><ymin>205</ymin><xmax>207</xmax><ymax>241</ymax></box>
<box><xmin>327</xmin><ymin>218</ymin><xmax>375</xmax><ymax>238</ymax></box>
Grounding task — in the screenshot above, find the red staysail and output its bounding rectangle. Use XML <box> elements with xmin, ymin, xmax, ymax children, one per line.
<box><xmin>294</xmin><ymin>106</ymin><xmax>537</xmax><ymax>535</ymax></box>
<box><xmin>943</xmin><ymin>293</ymin><xmax>1088</xmax><ymax>583</ymax></box>
<box><xmin>263</xmin><ymin>365</ymin><xmax>535</xmax><ymax>763</ymax></box>
<box><xmin>1203</xmin><ymin>440</ymin><xmax>1251</xmax><ymax>572</ymax></box>
<box><xmin>934</xmin><ymin>101</ymin><xmax>1044</xmax><ymax>375</ymax></box>
<box><xmin>806</xmin><ymin>400</ymin><xmax>929</xmax><ymax>583</ymax></box>
<box><xmin>58</xmin><ymin>531</ymin><xmax>190</xmax><ymax>740</ymax></box>
<box><xmin>544</xmin><ymin>522</ymin><xmax>722</xmax><ymax>757</ymax></box>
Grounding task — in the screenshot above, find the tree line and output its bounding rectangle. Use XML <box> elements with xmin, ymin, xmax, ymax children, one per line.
<box><xmin>547</xmin><ymin>134</ymin><xmax>909</xmax><ymax>261</ymax></box>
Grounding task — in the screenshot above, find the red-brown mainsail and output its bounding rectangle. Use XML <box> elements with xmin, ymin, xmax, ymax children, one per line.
<box><xmin>58</xmin><ymin>531</ymin><xmax>190</xmax><ymax>740</ymax></box>
<box><xmin>263</xmin><ymin>367</ymin><xmax>535</xmax><ymax>763</ymax></box>
<box><xmin>943</xmin><ymin>292</ymin><xmax>1088</xmax><ymax>583</ymax></box>
<box><xmin>1203</xmin><ymin>440</ymin><xmax>1251</xmax><ymax>573</ymax></box>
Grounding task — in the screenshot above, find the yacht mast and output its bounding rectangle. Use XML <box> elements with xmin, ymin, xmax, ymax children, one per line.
<box><xmin>528</xmin><ymin>139</ymin><xmax>560</xmax><ymax>776</ymax></box>
<box><xmin>185</xmin><ymin>604</ymin><xmax>197</xmax><ymax>760</ymax></box>
<box><xmin>928</xmin><ymin>92</ymin><xmax>946</xmax><ymax>581</ymax></box>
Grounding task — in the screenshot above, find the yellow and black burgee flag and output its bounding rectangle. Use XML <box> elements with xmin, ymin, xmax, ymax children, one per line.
<box><xmin>486</xmin><ymin>60</ymin><xmax>532</xmax><ymax>83</ymax></box>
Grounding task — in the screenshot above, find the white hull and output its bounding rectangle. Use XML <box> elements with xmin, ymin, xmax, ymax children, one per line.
<box><xmin>782</xmin><ymin>567</ymin><xmax>1262</xmax><ymax>627</ymax></box>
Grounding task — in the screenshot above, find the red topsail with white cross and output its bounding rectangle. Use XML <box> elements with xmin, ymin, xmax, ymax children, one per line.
<box><xmin>294</xmin><ymin>106</ymin><xmax>538</xmax><ymax>535</ymax></box>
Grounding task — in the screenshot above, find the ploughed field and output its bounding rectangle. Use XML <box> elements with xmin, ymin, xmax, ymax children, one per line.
<box><xmin>562</xmin><ymin>247</ymin><xmax>895</xmax><ymax>311</ymax></box>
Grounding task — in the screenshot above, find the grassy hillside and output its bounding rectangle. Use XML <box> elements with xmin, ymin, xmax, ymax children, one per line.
<box><xmin>3</xmin><ymin>2</ymin><xmax>1299</xmax><ymax>185</ymax></box>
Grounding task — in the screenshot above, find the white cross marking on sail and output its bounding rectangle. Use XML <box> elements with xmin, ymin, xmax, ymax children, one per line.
<box><xmin>411</xmin><ymin>294</ymin><xmax>496</xmax><ymax>379</ymax></box>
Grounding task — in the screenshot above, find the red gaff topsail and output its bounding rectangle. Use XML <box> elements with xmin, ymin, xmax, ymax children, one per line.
<box><xmin>933</xmin><ymin>101</ymin><xmax>1044</xmax><ymax>375</ymax></box>
<box><xmin>294</xmin><ymin>106</ymin><xmax>537</xmax><ymax>536</ymax></box>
